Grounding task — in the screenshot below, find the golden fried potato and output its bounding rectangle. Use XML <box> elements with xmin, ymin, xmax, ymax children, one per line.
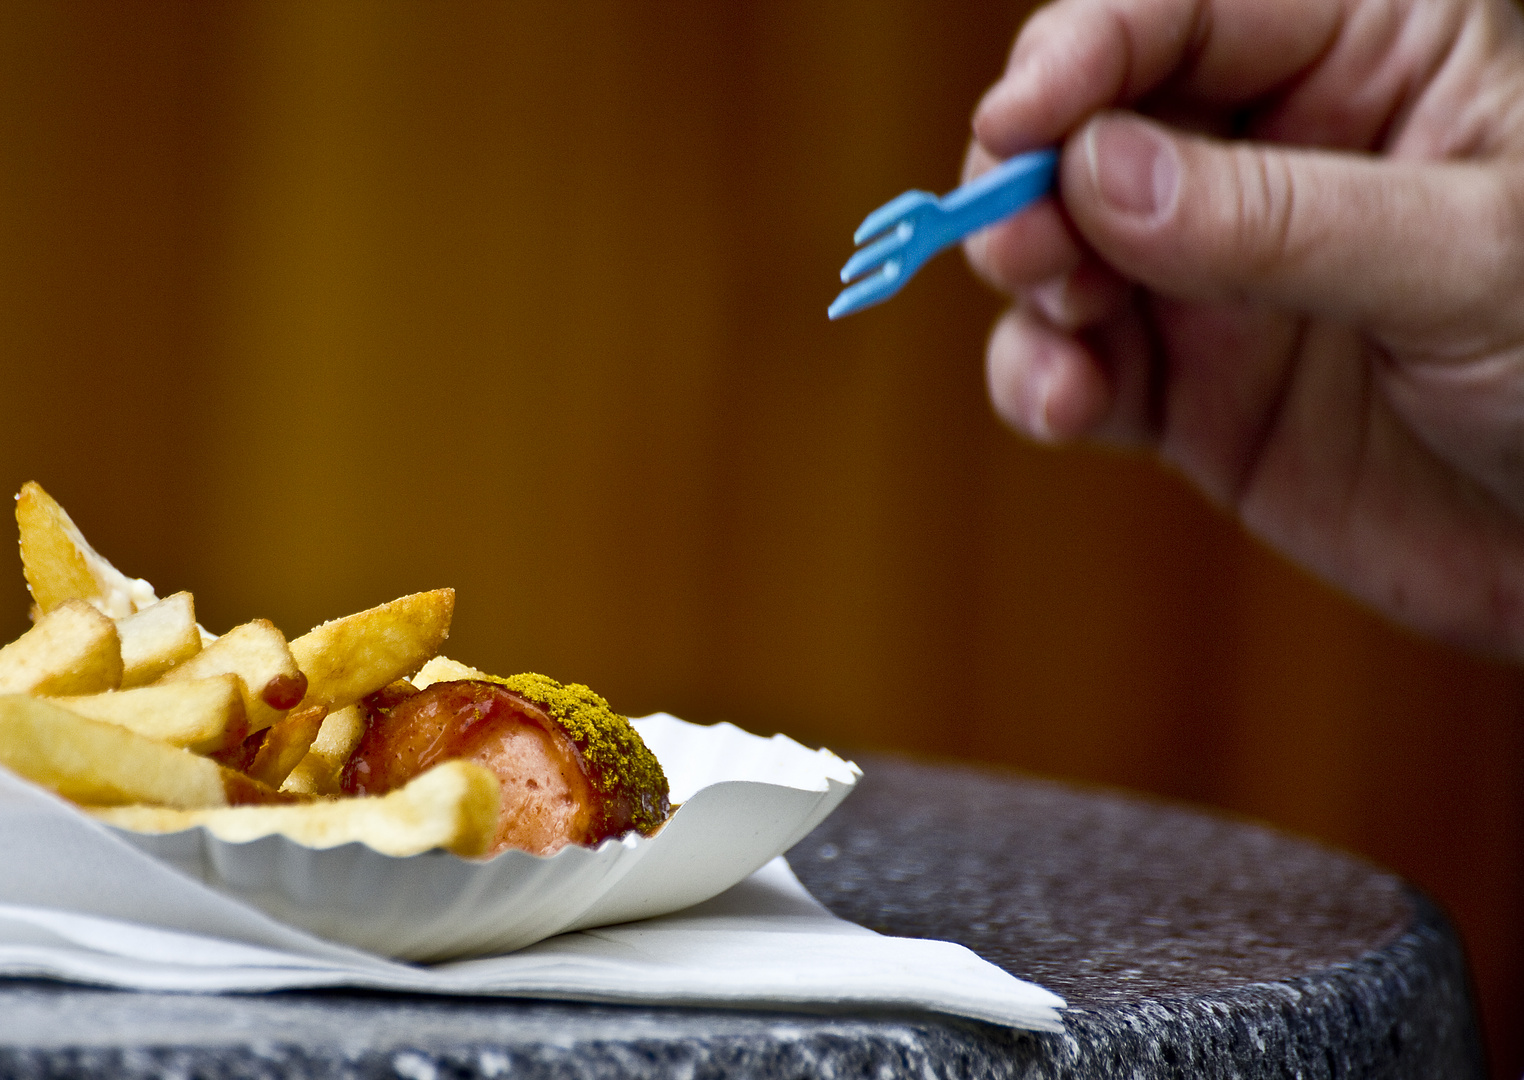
<box><xmin>0</xmin><ymin>694</ymin><xmax>287</xmax><ymax>808</ymax></box>
<box><xmin>410</xmin><ymin>655</ymin><xmax>485</xmax><ymax>689</ymax></box>
<box><xmin>16</xmin><ymin>481</ymin><xmax>157</xmax><ymax>618</ymax></box>
<box><xmin>289</xmin><ymin>589</ymin><xmax>453</xmax><ymax>711</ymax></box>
<box><xmin>246</xmin><ymin>704</ymin><xmax>327</xmax><ymax>788</ymax></box>
<box><xmin>0</xmin><ymin>600</ymin><xmax>122</xmax><ymax>696</ymax></box>
<box><xmin>89</xmin><ymin>760</ymin><xmax>501</xmax><ymax>858</ymax></box>
<box><xmin>280</xmin><ymin>702</ymin><xmax>368</xmax><ymax>795</ymax></box>
<box><xmin>49</xmin><ymin>674</ymin><xmax>245</xmax><ymax>754</ymax></box>
<box><xmin>116</xmin><ymin>591</ymin><xmax>202</xmax><ymax>688</ymax></box>
<box><xmin>157</xmin><ymin>618</ymin><xmax>303</xmax><ymax>734</ymax></box>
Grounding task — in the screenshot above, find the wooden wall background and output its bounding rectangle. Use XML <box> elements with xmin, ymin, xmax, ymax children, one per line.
<box><xmin>0</xmin><ymin>2</ymin><xmax>1518</xmax><ymax>1071</ymax></box>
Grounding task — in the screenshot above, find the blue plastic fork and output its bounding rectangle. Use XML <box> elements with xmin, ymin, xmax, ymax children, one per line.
<box><xmin>828</xmin><ymin>146</ymin><xmax>1059</xmax><ymax>320</ymax></box>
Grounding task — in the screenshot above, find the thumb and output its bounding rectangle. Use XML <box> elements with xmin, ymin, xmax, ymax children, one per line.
<box><xmin>1061</xmin><ymin>111</ymin><xmax>1524</xmax><ymax>344</ymax></box>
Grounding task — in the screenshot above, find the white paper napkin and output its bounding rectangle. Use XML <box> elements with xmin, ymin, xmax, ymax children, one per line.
<box><xmin>0</xmin><ymin>764</ymin><xmax>1065</xmax><ymax>1031</ymax></box>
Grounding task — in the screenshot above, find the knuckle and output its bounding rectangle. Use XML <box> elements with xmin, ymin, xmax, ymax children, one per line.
<box><xmin>1431</xmin><ymin>165</ymin><xmax>1524</xmax><ymax>334</ymax></box>
<box><xmin>1226</xmin><ymin>146</ymin><xmax>1300</xmax><ymax>286</ymax></box>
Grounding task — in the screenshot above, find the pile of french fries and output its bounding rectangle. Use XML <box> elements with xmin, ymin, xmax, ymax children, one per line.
<box><xmin>0</xmin><ymin>483</ymin><xmax>502</xmax><ymax>857</ymax></box>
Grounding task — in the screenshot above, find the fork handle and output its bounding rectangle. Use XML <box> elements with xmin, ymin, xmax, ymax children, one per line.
<box><xmin>936</xmin><ymin>147</ymin><xmax>1058</xmax><ymax>242</ymax></box>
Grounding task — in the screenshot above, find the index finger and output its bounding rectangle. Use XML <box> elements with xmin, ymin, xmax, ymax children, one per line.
<box><xmin>973</xmin><ymin>0</ymin><xmax>1340</xmax><ymax>157</ymax></box>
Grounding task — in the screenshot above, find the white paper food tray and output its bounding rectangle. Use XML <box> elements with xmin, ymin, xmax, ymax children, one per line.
<box><xmin>103</xmin><ymin>714</ymin><xmax>861</xmax><ymax>961</ymax></box>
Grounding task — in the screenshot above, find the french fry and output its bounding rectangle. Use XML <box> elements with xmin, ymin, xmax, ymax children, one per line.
<box><xmin>0</xmin><ymin>694</ymin><xmax>289</xmax><ymax>808</ymax></box>
<box><xmin>0</xmin><ymin>600</ymin><xmax>122</xmax><ymax>696</ymax></box>
<box><xmin>156</xmin><ymin>618</ymin><xmax>303</xmax><ymax>734</ymax></box>
<box><xmin>49</xmin><ymin>675</ymin><xmax>245</xmax><ymax>754</ymax></box>
<box><xmin>116</xmin><ymin>591</ymin><xmax>202</xmax><ymax>688</ymax></box>
<box><xmin>411</xmin><ymin>655</ymin><xmax>487</xmax><ymax>689</ymax></box>
<box><xmin>88</xmin><ymin>760</ymin><xmax>501</xmax><ymax>858</ymax></box>
<box><xmin>16</xmin><ymin>481</ymin><xmax>157</xmax><ymax>618</ymax></box>
<box><xmin>281</xmin><ymin>703</ymin><xmax>367</xmax><ymax>795</ymax></box>
<box><xmin>289</xmin><ymin>589</ymin><xmax>453</xmax><ymax>710</ymax></box>
<box><xmin>247</xmin><ymin>704</ymin><xmax>327</xmax><ymax>788</ymax></box>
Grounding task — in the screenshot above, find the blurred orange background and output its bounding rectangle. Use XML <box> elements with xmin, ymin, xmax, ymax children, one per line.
<box><xmin>0</xmin><ymin>2</ymin><xmax>1519</xmax><ymax>1073</ymax></box>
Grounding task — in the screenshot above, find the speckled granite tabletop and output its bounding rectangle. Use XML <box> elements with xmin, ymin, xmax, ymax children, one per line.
<box><xmin>0</xmin><ymin>755</ymin><xmax>1484</xmax><ymax>1079</ymax></box>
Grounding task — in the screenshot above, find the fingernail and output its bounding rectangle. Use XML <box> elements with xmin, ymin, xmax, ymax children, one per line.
<box><xmin>971</xmin><ymin>100</ymin><xmax>1006</xmax><ymax>149</ymax></box>
<box><xmin>1026</xmin><ymin>362</ymin><xmax>1058</xmax><ymax>442</ymax></box>
<box><xmin>972</xmin><ymin>66</ymin><xmax>1032</xmax><ymax>142</ymax></box>
<box><xmin>1086</xmin><ymin>115</ymin><xmax>1178</xmax><ymax>219</ymax></box>
<box><xmin>972</xmin><ymin>82</ymin><xmax>1004</xmax><ymax>130</ymax></box>
<box><xmin>1030</xmin><ymin>276</ymin><xmax>1069</xmax><ymax>325</ymax></box>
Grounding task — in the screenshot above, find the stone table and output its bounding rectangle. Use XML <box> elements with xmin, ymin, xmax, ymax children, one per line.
<box><xmin>0</xmin><ymin>755</ymin><xmax>1485</xmax><ymax>1078</ymax></box>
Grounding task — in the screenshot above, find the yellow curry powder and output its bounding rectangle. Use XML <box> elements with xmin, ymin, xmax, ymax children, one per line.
<box><xmin>472</xmin><ymin>670</ymin><xmax>670</xmax><ymax>834</ymax></box>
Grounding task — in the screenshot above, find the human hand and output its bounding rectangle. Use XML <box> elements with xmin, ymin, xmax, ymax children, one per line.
<box><xmin>965</xmin><ymin>0</ymin><xmax>1524</xmax><ymax>655</ymax></box>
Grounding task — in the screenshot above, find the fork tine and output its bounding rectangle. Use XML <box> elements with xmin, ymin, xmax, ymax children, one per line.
<box><xmin>853</xmin><ymin>190</ymin><xmax>936</xmax><ymax>244</ymax></box>
<box><xmin>840</xmin><ymin>225</ymin><xmax>912</xmax><ymax>284</ymax></box>
<box><xmin>828</xmin><ymin>262</ymin><xmax>905</xmax><ymax>320</ymax></box>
